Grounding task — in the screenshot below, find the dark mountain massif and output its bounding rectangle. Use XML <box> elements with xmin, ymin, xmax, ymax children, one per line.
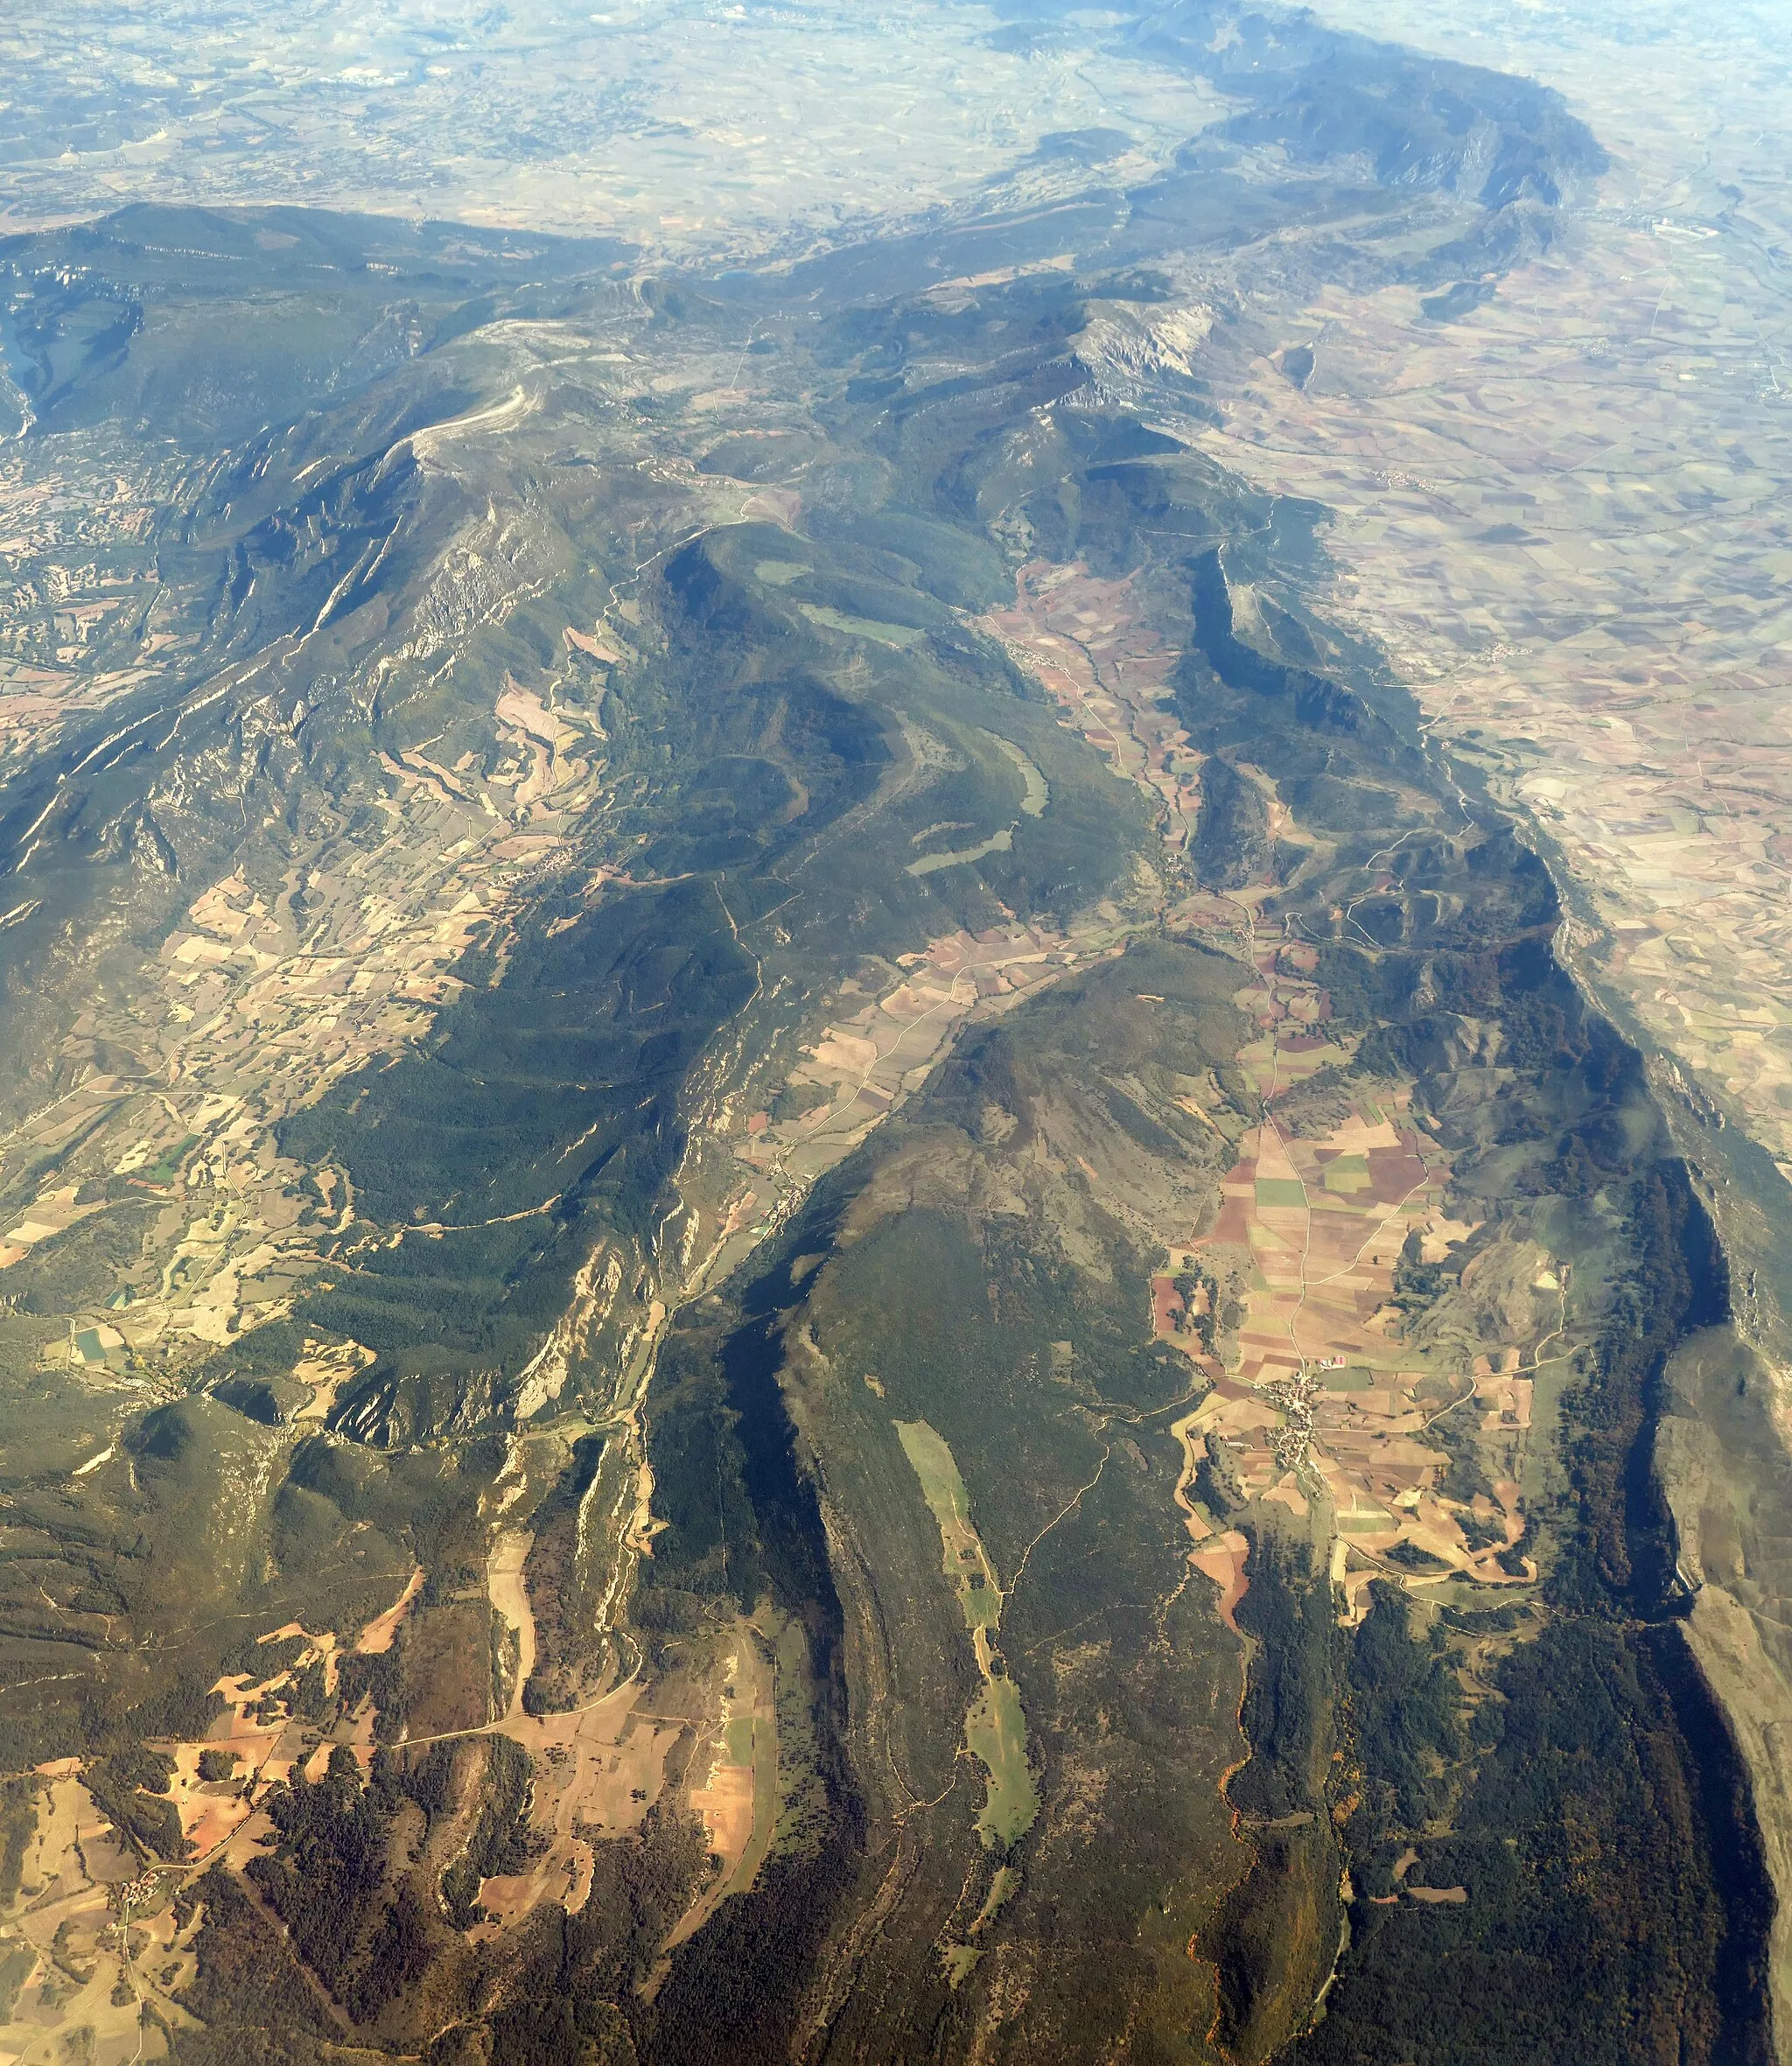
<box><xmin>0</xmin><ymin>8</ymin><xmax>1776</xmax><ymax>2065</ymax></box>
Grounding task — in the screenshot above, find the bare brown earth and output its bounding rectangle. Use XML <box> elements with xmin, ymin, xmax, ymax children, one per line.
<box><xmin>0</xmin><ymin>663</ymin><xmax>607</xmax><ymax>1369</ymax></box>
<box><xmin>704</xmin><ymin>911</ymin><xmax>1135</xmax><ymax>1282</ymax></box>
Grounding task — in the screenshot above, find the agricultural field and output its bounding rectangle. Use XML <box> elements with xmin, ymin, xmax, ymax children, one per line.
<box><xmin>1166</xmin><ymin>928</ymin><xmax>1540</xmax><ymax>1619</ymax></box>
<box><xmin>983</xmin><ymin>557</ymin><xmax>1201</xmax><ymax>863</ymax></box>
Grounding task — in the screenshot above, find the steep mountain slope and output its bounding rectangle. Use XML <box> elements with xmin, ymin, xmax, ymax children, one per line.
<box><xmin>0</xmin><ymin>17</ymin><xmax>1774</xmax><ymax>2063</ymax></box>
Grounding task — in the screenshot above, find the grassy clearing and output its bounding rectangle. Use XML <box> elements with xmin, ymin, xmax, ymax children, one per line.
<box><xmin>906</xmin><ymin>827</ymin><xmax>1014</xmax><ymax>876</ymax></box>
<box><xmin>895</xmin><ymin>1419</ymin><xmax>1039</xmax><ymax>1846</ymax></box>
<box><xmin>799</xmin><ymin>603</ymin><xmax>927</xmax><ymax>647</ymax></box>
<box><xmin>990</xmin><ymin>734</ymin><xmax>1049</xmax><ymax>816</ymax></box>
<box><xmin>965</xmin><ymin>1679</ymin><xmax>1036</xmax><ymax>1848</ymax></box>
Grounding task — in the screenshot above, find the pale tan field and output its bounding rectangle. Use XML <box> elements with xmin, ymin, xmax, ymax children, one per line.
<box><xmin>1</xmin><ymin>3</ymin><xmax>1234</xmax><ymax>261</ymax></box>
